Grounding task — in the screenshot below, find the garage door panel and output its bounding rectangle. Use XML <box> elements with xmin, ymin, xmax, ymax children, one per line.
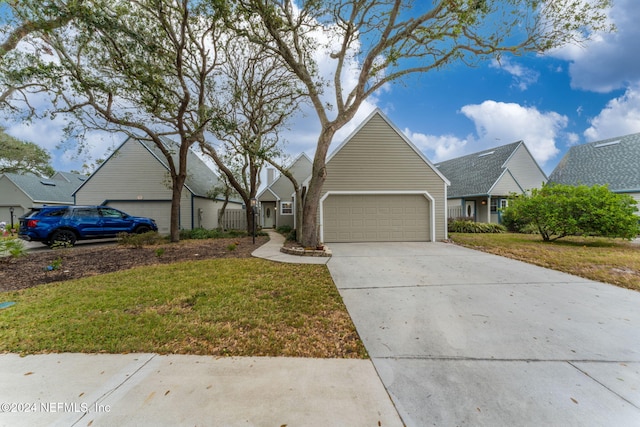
<box><xmin>323</xmin><ymin>194</ymin><xmax>430</xmax><ymax>243</ymax></box>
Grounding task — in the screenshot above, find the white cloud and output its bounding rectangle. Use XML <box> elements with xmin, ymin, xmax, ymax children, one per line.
<box><xmin>584</xmin><ymin>85</ymin><xmax>640</xmax><ymax>141</ymax></box>
<box><xmin>549</xmin><ymin>0</ymin><xmax>640</xmax><ymax>93</ymax></box>
<box><xmin>489</xmin><ymin>58</ymin><xmax>540</xmax><ymax>90</ymax></box>
<box><xmin>403</xmin><ymin>130</ymin><xmax>470</xmax><ymax>163</ymax></box>
<box><xmin>459</xmin><ymin>101</ymin><xmax>565</xmax><ymax>166</ymax></box>
<box><xmin>405</xmin><ymin>101</ymin><xmax>567</xmax><ymax>167</ymax></box>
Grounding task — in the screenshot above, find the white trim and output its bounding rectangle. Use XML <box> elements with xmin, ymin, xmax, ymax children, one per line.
<box><xmin>444</xmin><ymin>181</ymin><xmax>448</xmax><ymax>240</ymax></box>
<box><xmin>257</xmin><ymin>187</ymin><xmax>280</xmax><ymax>201</ymax></box>
<box><xmin>319</xmin><ymin>190</ymin><xmax>436</xmax><ymax>243</ymax></box>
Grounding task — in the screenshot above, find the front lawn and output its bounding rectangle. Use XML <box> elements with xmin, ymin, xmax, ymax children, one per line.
<box><xmin>450</xmin><ymin>233</ymin><xmax>640</xmax><ymax>291</ymax></box>
<box><xmin>0</xmin><ymin>258</ymin><xmax>367</xmax><ymax>358</ymax></box>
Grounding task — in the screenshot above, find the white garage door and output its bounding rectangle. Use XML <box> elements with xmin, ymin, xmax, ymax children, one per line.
<box><xmin>105</xmin><ymin>201</ymin><xmax>172</xmax><ymax>235</ymax></box>
<box><xmin>323</xmin><ymin>194</ymin><xmax>430</xmax><ymax>242</ymax></box>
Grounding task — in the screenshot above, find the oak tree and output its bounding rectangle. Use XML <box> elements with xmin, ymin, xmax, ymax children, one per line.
<box><xmin>230</xmin><ymin>0</ymin><xmax>614</xmax><ymax>246</ymax></box>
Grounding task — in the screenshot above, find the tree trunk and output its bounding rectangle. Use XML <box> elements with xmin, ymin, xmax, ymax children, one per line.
<box><xmin>245</xmin><ymin>204</ymin><xmax>256</xmax><ymax>238</ymax></box>
<box><xmin>295</xmin><ymin>186</ymin><xmax>305</xmax><ymax>240</ymax></box>
<box><xmin>217</xmin><ymin>192</ymin><xmax>230</xmax><ymax>231</ymax></box>
<box><xmin>169</xmin><ymin>173</ymin><xmax>187</xmax><ymax>242</ymax></box>
<box><xmin>300</xmin><ymin>129</ymin><xmax>334</xmax><ymax>247</ymax></box>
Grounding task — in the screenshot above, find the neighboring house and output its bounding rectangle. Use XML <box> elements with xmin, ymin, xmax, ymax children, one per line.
<box><xmin>0</xmin><ymin>171</ymin><xmax>86</xmax><ymax>227</ymax></box>
<box><xmin>548</xmin><ymin>133</ymin><xmax>640</xmax><ymax>211</ymax></box>
<box><xmin>257</xmin><ymin>153</ymin><xmax>312</xmax><ymax>230</ymax></box>
<box><xmin>317</xmin><ymin>109</ymin><xmax>449</xmax><ymax>243</ymax></box>
<box><xmin>435</xmin><ymin>141</ymin><xmax>547</xmax><ymax>223</ymax></box>
<box><xmin>74</xmin><ymin>136</ymin><xmax>240</xmax><ymax>234</ymax></box>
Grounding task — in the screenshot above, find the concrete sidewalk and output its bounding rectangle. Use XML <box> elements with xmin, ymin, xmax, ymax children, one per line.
<box><xmin>0</xmin><ymin>354</ymin><xmax>401</xmax><ymax>427</ymax></box>
<box><xmin>0</xmin><ymin>232</ymin><xmax>403</xmax><ymax>426</ymax></box>
<box><xmin>251</xmin><ymin>229</ymin><xmax>330</xmax><ymax>264</ymax></box>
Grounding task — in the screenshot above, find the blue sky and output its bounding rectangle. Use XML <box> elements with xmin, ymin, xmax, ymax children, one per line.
<box><xmin>2</xmin><ymin>0</ymin><xmax>640</xmax><ymax>176</ymax></box>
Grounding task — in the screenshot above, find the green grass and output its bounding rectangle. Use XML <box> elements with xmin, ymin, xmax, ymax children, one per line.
<box><xmin>450</xmin><ymin>233</ymin><xmax>640</xmax><ymax>291</ymax></box>
<box><xmin>0</xmin><ymin>258</ymin><xmax>366</xmax><ymax>358</ymax></box>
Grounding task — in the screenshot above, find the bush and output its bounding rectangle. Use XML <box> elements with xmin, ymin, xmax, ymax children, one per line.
<box><xmin>276</xmin><ymin>224</ymin><xmax>292</xmax><ymax>235</ymax></box>
<box><xmin>117</xmin><ymin>231</ymin><xmax>164</xmax><ymax>248</ymax></box>
<box><xmin>448</xmin><ymin>220</ymin><xmax>506</xmax><ymax>233</ymax></box>
<box><xmin>0</xmin><ymin>237</ymin><xmax>27</xmax><ymax>259</ymax></box>
<box><xmin>501</xmin><ymin>184</ymin><xmax>640</xmax><ymax>241</ymax></box>
<box><xmin>179</xmin><ymin>228</ymin><xmax>223</xmax><ymax>240</ymax></box>
<box><xmin>179</xmin><ymin>228</ymin><xmax>264</xmax><ymax>240</ymax></box>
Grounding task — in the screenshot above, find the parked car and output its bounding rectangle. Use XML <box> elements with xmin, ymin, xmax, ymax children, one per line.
<box><xmin>18</xmin><ymin>205</ymin><xmax>158</xmax><ymax>247</ymax></box>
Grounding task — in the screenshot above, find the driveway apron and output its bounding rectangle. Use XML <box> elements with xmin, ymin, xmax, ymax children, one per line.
<box><xmin>327</xmin><ymin>242</ymin><xmax>640</xmax><ymax>427</ymax></box>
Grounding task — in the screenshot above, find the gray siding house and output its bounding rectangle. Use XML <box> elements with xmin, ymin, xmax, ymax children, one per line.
<box><xmin>318</xmin><ymin>109</ymin><xmax>449</xmax><ymax>242</ymax></box>
<box><xmin>0</xmin><ymin>171</ymin><xmax>86</xmax><ymax>226</ymax></box>
<box><xmin>74</xmin><ymin>136</ymin><xmax>239</xmax><ymax>234</ymax></box>
<box><xmin>435</xmin><ymin>141</ymin><xmax>547</xmax><ymax>223</ymax></box>
<box><xmin>548</xmin><ymin>132</ymin><xmax>640</xmax><ymax>209</ymax></box>
<box><xmin>257</xmin><ymin>153</ymin><xmax>312</xmax><ymax>229</ymax></box>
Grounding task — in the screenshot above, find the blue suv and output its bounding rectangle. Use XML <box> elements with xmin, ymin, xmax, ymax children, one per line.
<box><xmin>19</xmin><ymin>206</ymin><xmax>158</xmax><ymax>247</ymax></box>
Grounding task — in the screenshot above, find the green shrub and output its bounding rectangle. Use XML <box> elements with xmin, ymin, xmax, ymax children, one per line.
<box><xmin>226</xmin><ymin>243</ymin><xmax>237</xmax><ymax>251</ymax></box>
<box><xmin>180</xmin><ymin>228</ymin><xmax>221</xmax><ymax>240</ymax></box>
<box><xmin>0</xmin><ymin>237</ymin><xmax>27</xmax><ymax>259</ymax></box>
<box><xmin>501</xmin><ymin>184</ymin><xmax>640</xmax><ymax>241</ymax></box>
<box><xmin>448</xmin><ymin>220</ymin><xmax>506</xmax><ymax>234</ymax></box>
<box><xmin>117</xmin><ymin>231</ymin><xmax>164</xmax><ymax>248</ymax></box>
<box><xmin>276</xmin><ymin>224</ymin><xmax>292</xmax><ymax>235</ymax></box>
<box><xmin>180</xmin><ymin>228</ymin><xmax>253</xmax><ymax>240</ymax></box>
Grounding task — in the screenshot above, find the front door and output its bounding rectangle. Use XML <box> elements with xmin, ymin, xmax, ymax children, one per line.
<box><xmin>465</xmin><ymin>200</ymin><xmax>476</xmax><ymax>220</ymax></box>
<box><xmin>262</xmin><ymin>203</ymin><xmax>275</xmax><ymax>228</ymax></box>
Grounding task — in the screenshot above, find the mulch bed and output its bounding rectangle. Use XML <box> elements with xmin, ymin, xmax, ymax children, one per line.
<box><xmin>0</xmin><ymin>236</ymin><xmax>268</xmax><ymax>292</ymax></box>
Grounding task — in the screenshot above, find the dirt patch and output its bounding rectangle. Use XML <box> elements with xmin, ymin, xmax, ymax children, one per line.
<box><xmin>0</xmin><ymin>236</ymin><xmax>268</xmax><ymax>292</ymax></box>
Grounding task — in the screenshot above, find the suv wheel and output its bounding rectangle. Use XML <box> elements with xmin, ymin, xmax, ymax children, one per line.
<box><xmin>49</xmin><ymin>229</ymin><xmax>77</xmax><ymax>247</ymax></box>
<box><xmin>135</xmin><ymin>225</ymin><xmax>151</xmax><ymax>234</ymax></box>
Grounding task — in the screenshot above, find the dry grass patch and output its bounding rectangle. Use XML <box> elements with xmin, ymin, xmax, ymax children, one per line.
<box><xmin>450</xmin><ymin>233</ymin><xmax>640</xmax><ymax>291</ymax></box>
<box><xmin>0</xmin><ymin>258</ymin><xmax>366</xmax><ymax>358</ymax></box>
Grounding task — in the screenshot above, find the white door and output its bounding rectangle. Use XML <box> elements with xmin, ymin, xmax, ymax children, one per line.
<box><xmin>262</xmin><ymin>203</ymin><xmax>275</xmax><ymax>228</ymax></box>
<box><xmin>465</xmin><ymin>200</ymin><xmax>476</xmax><ymax>220</ymax></box>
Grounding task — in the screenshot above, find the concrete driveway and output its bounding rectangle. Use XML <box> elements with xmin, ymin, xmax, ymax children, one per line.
<box><xmin>327</xmin><ymin>242</ymin><xmax>640</xmax><ymax>426</ymax></box>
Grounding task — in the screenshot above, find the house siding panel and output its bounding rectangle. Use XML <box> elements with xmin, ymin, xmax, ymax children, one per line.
<box><xmin>321</xmin><ymin>113</ymin><xmax>446</xmax><ymax>241</ymax></box>
<box><xmin>504</xmin><ymin>145</ymin><xmax>547</xmax><ymax>192</ymax></box>
<box><xmin>75</xmin><ymin>139</ymin><xmax>173</xmax><ymax>204</ymax></box>
<box><xmin>0</xmin><ymin>177</ymin><xmax>32</xmax><ymax>218</ymax></box>
<box><xmin>490</xmin><ymin>172</ymin><xmax>521</xmax><ymax>196</ymax></box>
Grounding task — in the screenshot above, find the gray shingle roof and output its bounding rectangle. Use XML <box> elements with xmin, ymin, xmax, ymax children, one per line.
<box><xmin>548</xmin><ymin>133</ymin><xmax>640</xmax><ymax>192</ymax></box>
<box><xmin>435</xmin><ymin>141</ymin><xmax>522</xmax><ymax>198</ymax></box>
<box><xmin>52</xmin><ymin>171</ymin><xmax>88</xmax><ymax>186</ymax></box>
<box><xmin>3</xmin><ymin>172</ymin><xmax>82</xmax><ymax>203</ymax></box>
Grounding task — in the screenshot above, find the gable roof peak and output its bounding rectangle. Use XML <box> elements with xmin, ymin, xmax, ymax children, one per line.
<box><xmin>327</xmin><ymin>108</ymin><xmax>450</xmax><ymax>185</ymax></box>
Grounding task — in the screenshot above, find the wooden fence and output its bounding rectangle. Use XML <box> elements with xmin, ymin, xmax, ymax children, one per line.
<box><xmin>218</xmin><ymin>209</ymin><xmax>247</xmax><ymax>230</ymax></box>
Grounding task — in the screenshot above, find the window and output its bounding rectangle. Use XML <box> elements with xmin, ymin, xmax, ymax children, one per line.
<box><xmin>73</xmin><ymin>208</ymin><xmax>98</xmax><ymax>218</ymax></box>
<box><xmin>281</xmin><ymin>201</ymin><xmax>293</xmax><ymax>215</ymax></box>
<box><xmin>99</xmin><ymin>208</ymin><xmax>124</xmax><ymax>219</ymax></box>
<box><xmin>500</xmin><ymin>199</ymin><xmax>509</xmax><ymax>209</ymax></box>
<box><xmin>490</xmin><ymin>199</ymin><xmax>498</xmax><ymax>213</ymax></box>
